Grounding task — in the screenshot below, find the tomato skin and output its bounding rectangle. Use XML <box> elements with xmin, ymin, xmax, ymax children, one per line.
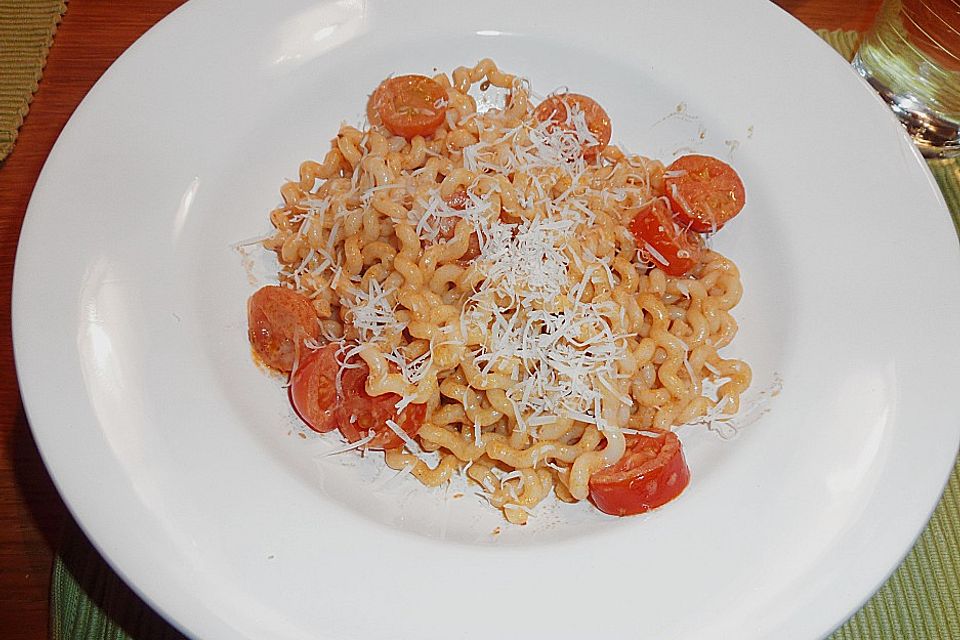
<box><xmin>289</xmin><ymin>343</ymin><xmax>340</xmax><ymax>433</ymax></box>
<box><xmin>629</xmin><ymin>198</ymin><xmax>703</xmax><ymax>277</ymax></box>
<box><xmin>664</xmin><ymin>155</ymin><xmax>745</xmax><ymax>233</ymax></box>
<box><xmin>289</xmin><ymin>343</ymin><xmax>426</xmax><ymax>449</ymax></box>
<box><xmin>247</xmin><ymin>286</ymin><xmax>319</xmax><ymax>373</ymax></box>
<box><xmin>533</xmin><ymin>93</ymin><xmax>612</xmax><ymax>159</ymax></box>
<box><xmin>588</xmin><ymin>431</ymin><xmax>690</xmax><ymax>517</ymax></box>
<box><xmin>369</xmin><ymin>74</ymin><xmax>448</xmax><ymax>140</ymax></box>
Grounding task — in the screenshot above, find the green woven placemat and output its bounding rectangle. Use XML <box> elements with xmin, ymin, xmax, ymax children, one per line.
<box><xmin>51</xmin><ymin>523</ymin><xmax>187</xmax><ymax>640</ymax></box>
<box><xmin>46</xmin><ymin>25</ymin><xmax>960</xmax><ymax>640</ymax></box>
<box><xmin>0</xmin><ymin>0</ymin><xmax>67</xmax><ymax>162</ymax></box>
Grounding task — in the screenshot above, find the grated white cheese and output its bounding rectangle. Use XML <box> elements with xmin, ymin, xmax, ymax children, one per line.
<box><xmin>345</xmin><ymin>279</ymin><xmax>405</xmax><ymax>344</ymax></box>
<box><xmin>644</xmin><ymin>242</ymin><xmax>670</xmax><ymax>267</ymax></box>
<box><xmin>384</xmin><ymin>419</ymin><xmax>434</xmax><ymax>465</ymax></box>
<box><xmin>314</xmin><ymin>433</ymin><xmax>376</xmax><ymax>459</ymax></box>
<box><xmin>443</xmin><ymin>110</ymin><xmax>639</xmax><ymax>439</ymax></box>
<box><xmin>305</xmin><ymin>75</ymin><xmax>695</xmax><ymax>470</ymax></box>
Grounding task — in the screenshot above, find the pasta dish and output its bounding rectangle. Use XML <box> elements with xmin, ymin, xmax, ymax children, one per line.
<box><xmin>245</xmin><ymin>60</ymin><xmax>751</xmax><ymax>524</ymax></box>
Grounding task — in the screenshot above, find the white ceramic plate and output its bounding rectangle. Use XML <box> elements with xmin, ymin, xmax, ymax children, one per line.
<box><xmin>14</xmin><ymin>1</ymin><xmax>960</xmax><ymax>638</ymax></box>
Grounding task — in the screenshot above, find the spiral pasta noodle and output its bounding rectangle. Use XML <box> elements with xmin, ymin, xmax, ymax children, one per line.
<box><xmin>254</xmin><ymin>60</ymin><xmax>752</xmax><ymax>524</ymax></box>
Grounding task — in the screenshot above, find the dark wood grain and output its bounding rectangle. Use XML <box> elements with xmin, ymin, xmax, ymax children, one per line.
<box><xmin>773</xmin><ymin>0</ymin><xmax>882</xmax><ymax>32</ymax></box>
<box><xmin>0</xmin><ymin>2</ymin><xmax>878</xmax><ymax>637</ymax></box>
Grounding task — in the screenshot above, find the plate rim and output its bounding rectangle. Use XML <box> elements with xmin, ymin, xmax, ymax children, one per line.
<box><xmin>13</xmin><ymin>1</ymin><xmax>960</xmax><ymax>638</ymax></box>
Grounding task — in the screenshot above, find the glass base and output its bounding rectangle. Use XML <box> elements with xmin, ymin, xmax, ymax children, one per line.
<box><xmin>853</xmin><ymin>53</ymin><xmax>960</xmax><ymax>159</ymax></box>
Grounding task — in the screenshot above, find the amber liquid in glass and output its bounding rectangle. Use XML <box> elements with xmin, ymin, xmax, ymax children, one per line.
<box><xmin>853</xmin><ymin>0</ymin><xmax>960</xmax><ymax>156</ymax></box>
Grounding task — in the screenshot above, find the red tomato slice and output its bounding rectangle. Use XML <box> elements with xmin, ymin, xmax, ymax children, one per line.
<box><xmin>369</xmin><ymin>74</ymin><xmax>448</xmax><ymax>139</ymax></box>
<box><xmin>289</xmin><ymin>343</ymin><xmax>426</xmax><ymax>449</ymax></box>
<box><xmin>588</xmin><ymin>431</ymin><xmax>690</xmax><ymax>516</ymax></box>
<box><xmin>629</xmin><ymin>198</ymin><xmax>703</xmax><ymax>277</ymax></box>
<box><xmin>289</xmin><ymin>343</ymin><xmax>340</xmax><ymax>433</ymax></box>
<box><xmin>533</xmin><ymin>93</ymin><xmax>612</xmax><ymax>159</ymax></box>
<box><xmin>663</xmin><ymin>155</ymin><xmax>745</xmax><ymax>233</ymax></box>
<box><xmin>247</xmin><ymin>285</ymin><xmax>319</xmax><ymax>373</ymax></box>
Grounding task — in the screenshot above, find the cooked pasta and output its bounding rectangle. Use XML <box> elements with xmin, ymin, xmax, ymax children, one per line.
<box><xmin>247</xmin><ymin>59</ymin><xmax>752</xmax><ymax>524</ymax></box>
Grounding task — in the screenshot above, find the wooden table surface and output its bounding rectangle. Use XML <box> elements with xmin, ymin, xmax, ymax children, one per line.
<box><xmin>0</xmin><ymin>1</ymin><xmax>882</xmax><ymax>637</ymax></box>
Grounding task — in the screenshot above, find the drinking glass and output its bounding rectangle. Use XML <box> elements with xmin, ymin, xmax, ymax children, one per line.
<box><xmin>852</xmin><ymin>0</ymin><xmax>960</xmax><ymax>158</ymax></box>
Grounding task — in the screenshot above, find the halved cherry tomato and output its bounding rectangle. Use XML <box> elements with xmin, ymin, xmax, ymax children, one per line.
<box><xmin>247</xmin><ymin>285</ymin><xmax>319</xmax><ymax>372</ymax></box>
<box><xmin>289</xmin><ymin>343</ymin><xmax>426</xmax><ymax>449</ymax></box>
<box><xmin>368</xmin><ymin>74</ymin><xmax>448</xmax><ymax>140</ymax></box>
<box><xmin>289</xmin><ymin>342</ymin><xmax>340</xmax><ymax>433</ymax></box>
<box><xmin>629</xmin><ymin>198</ymin><xmax>703</xmax><ymax>277</ymax></box>
<box><xmin>588</xmin><ymin>431</ymin><xmax>690</xmax><ymax>516</ymax></box>
<box><xmin>534</xmin><ymin>93</ymin><xmax>612</xmax><ymax>159</ymax></box>
<box><xmin>663</xmin><ymin>155</ymin><xmax>745</xmax><ymax>233</ymax></box>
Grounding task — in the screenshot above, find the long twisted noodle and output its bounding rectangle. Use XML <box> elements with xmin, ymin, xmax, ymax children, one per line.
<box><xmin>260</xmin><ymin>60</ymin><xmax>751</xmax><ymax>524</ymax></box>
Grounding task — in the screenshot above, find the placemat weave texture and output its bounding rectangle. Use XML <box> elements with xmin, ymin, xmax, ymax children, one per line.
<box><xmin>0</xmin><ymin>0</ymin><xmax>66</xmax><ymax>161</ymax></box>
<box><xmin>43</xmin><ymin>25</ymin><xmax>960</xmax><ymax>640</ymax></box>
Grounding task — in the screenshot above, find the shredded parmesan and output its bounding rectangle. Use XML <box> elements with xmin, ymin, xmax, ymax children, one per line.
<box><xmin>314</xmin><ymin>433</ymin><xmax>375</xmax><ymax>458</ymax></box>
<box><xmin>385</xmin><ymin>419</ymin><xmax>434</xmax><ymax>465</ymax></box>
<box><xmin>249</xmin><ymin>60</ymin><xmax>755</xmax><ymax>526</ymax></box>
<box><xmin>345</xmin><ymin>280</ymin><xmax>405</xmax><ymax>343</ymax></box>
<box><xmin>644</xmin><ymin>242</ymin><xmax>670</xmax><ymax>267</ymax></box>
